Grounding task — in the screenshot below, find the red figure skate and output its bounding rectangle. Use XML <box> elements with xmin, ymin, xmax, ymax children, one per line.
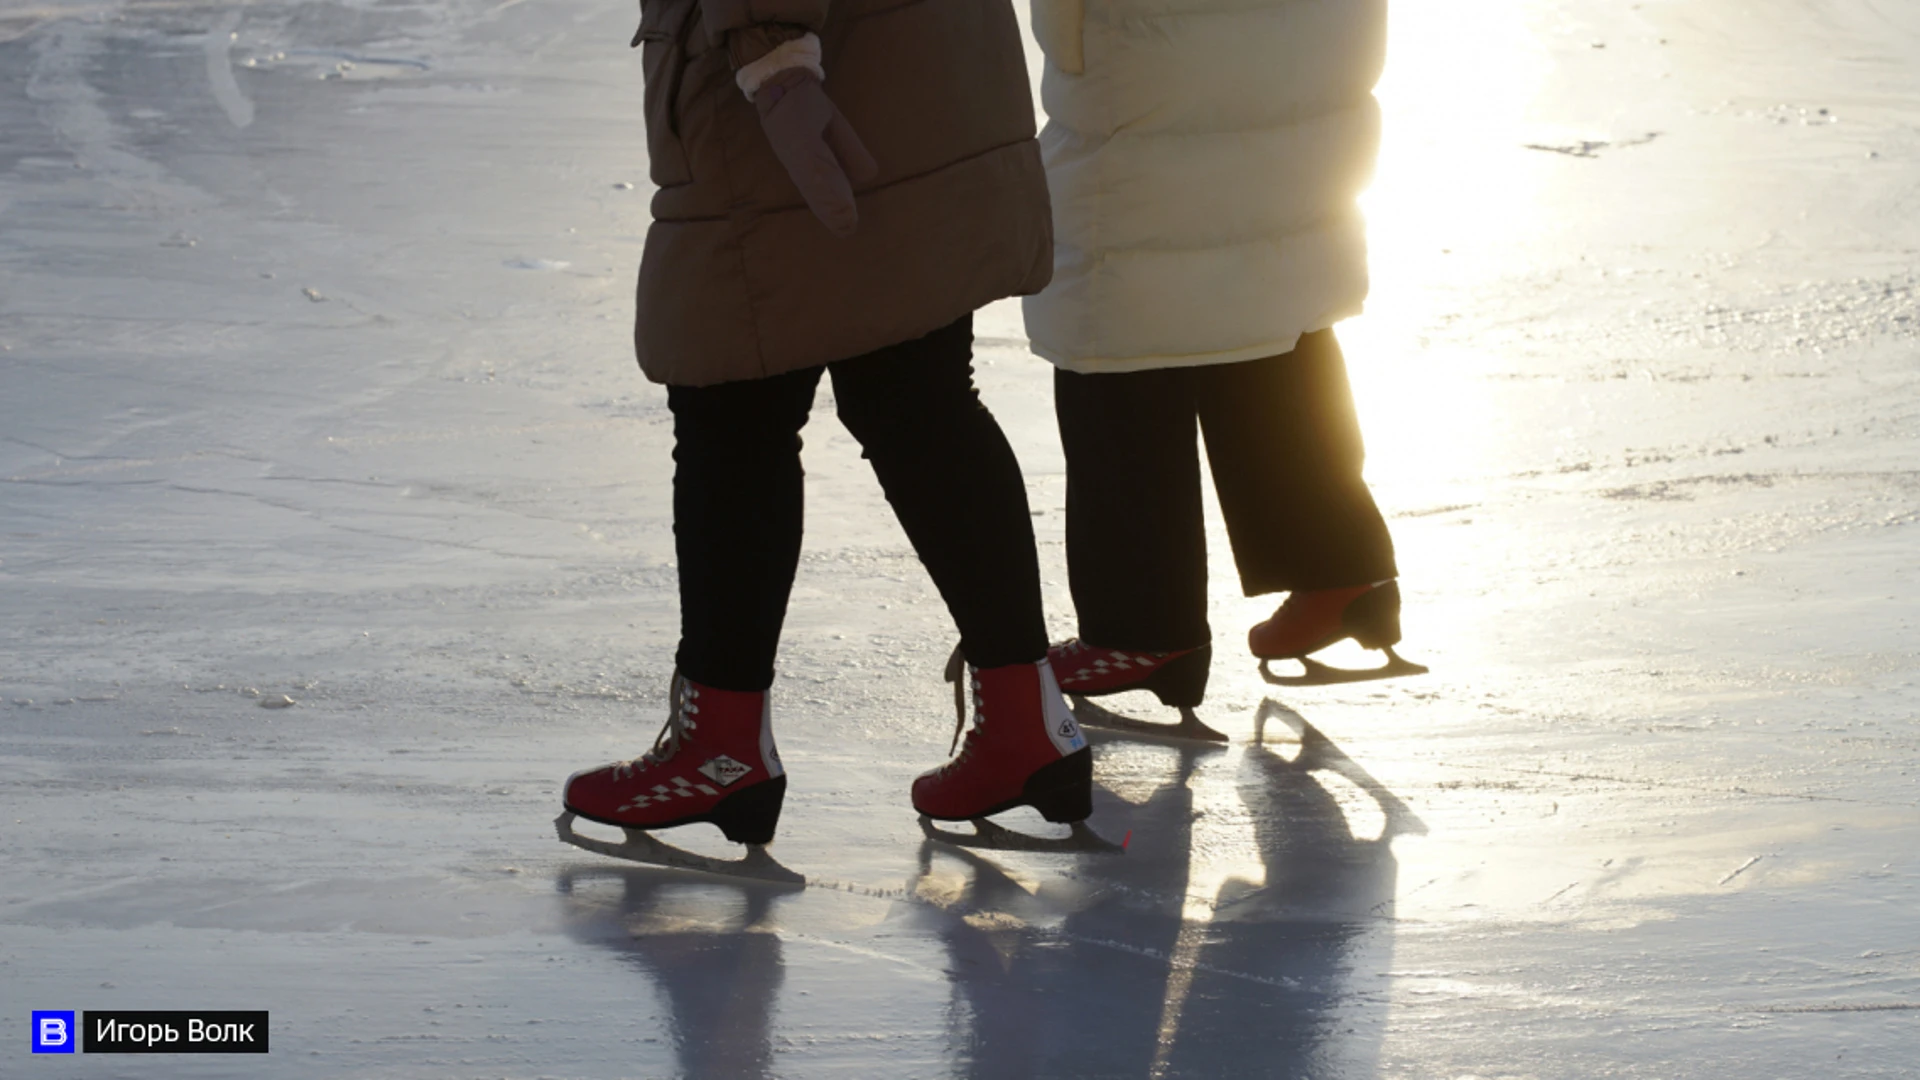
<box><xmin>914</xmin><ymin>654</ymin><xmax>1093</xmax><ymax>825</ymax></box>
<box><xmin>557</xmin><ymin>672</ymin><xmax>801</xmax><ymax>884</ymax></box>
<box><xmin>1048</xmin><ymin>639</ymin><xmax>1225</xmax><ymax>743</ymax></box>
<box><xmin>1250</xmin><ymin>579</ymin><xmax>1427</xmax><ymax>686</ymax></box>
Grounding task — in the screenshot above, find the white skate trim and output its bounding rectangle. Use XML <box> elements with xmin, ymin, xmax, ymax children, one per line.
<box><xmin>616</xmin><ymin>774</ymin><xmax>722</xmax><ymax>812</ymax></box>
<box><xmin>1037</xmin><ymin>661</ymin><xmax>1087</xmax><ymax>756</ymax></box>
<box><xmin>735</xmin><ymin>34</ymin><xmax>824</xmax><ymax>100</ymax></box>
<box><xmin>698</xmin><ymin>754</ymin><xmax>753</xmax><ymax>787</ymax></box>
<box><xmin>758</xmin><ymin>693</ymin><xmax>784</xmax><ymax>778</ymax></box>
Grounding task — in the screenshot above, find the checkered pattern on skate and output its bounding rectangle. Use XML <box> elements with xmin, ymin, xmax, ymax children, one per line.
<box><xmin>1059</xmin><ymin>648</ymin><xmax>1168</xmax><ymax>687</ymax></box>
<box><xmin>616</xmin><ymin>773</ymin><xmax>721</xmax><ymax>813</ymax></box>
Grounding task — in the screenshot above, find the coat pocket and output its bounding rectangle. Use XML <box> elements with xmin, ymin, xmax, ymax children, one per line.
<box><xmin>631</xmin><ymin>0</ymin><xmax>698</xmax><ymax>187</ymax></box>
<box><xmin>1031</xmin><ymin>0</ymin><xmax>1084</xmax><ymax>75</ymax></box>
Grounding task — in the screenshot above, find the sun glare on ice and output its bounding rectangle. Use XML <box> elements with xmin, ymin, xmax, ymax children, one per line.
<box><xmin>1342</xmin><ymin>0</ymin><xmax>1555</xmax><ymax>497</ymax></box>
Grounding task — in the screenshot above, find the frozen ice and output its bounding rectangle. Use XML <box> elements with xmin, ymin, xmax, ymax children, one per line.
<box><xmin>2</xmin><ymin>0</ymin><xmax>1917</xmax><ymax>1076</ymax></box>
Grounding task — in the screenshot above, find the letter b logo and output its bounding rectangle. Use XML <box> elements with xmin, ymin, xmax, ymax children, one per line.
<box><xmin>32</xmin><ymin>1011</ymin><xmax>76</xmax><ymax>1053</ymax></box>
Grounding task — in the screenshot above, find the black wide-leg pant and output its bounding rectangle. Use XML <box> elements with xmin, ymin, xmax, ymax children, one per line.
<box><xmin>667</xmin><ymin>315</ymin><xmax>1047</xmax><ymax>693</ymax></box>
<box><xmin>1054</xmin><ymin>329</ymin><xmax>1397</xmax><ymax>654</ymax></box>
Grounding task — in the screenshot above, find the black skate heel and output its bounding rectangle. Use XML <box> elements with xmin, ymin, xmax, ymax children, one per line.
<box><xmin>705</xmin><ymin>775</ymin><xmax>786</xmax><ymax>845</ymax></box>
<box><xmin>1021</xmin><ymin>747</ymin><xmax>1093</xmax><ymax>824</ymax></box>
<box><xmin>1135</xmin><ymin>643</ymin><xmax>1212</xmax><ymax>708</ymax></box>
<box><xmin>1343</xmin><ymin>580</ymin><xmax>1404</xmax><ymax>649</ymax></box>
<box><xmin>1344</xmin><ymin>580</ymin><xmax>1405</xmax><ymax>645</ymax></box>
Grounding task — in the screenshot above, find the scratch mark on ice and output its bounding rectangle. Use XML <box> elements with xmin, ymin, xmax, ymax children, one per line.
<box><xmin>205</xmin><ymin>11</ymin><xmax>254</xmax><ymax>129</ymax></box>
<box><xmin>1718</xmin><ymin>855</ymin><xmax>1763</xmax><ymax>886</ymax></box>
<box><xmin>1748</xmin><ymin>1002</ymin><xmax>1920</xmax><ymax>1014</ymax></box>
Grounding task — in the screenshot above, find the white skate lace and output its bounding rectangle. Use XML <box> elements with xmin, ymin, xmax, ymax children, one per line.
<box><xmin>941</xmin><ymin>644</ymin><xmax>985</xmax><ymax>759</ymax></box>
<box><xmin>612</xmin><ymin>672</ymin><xmax>699</xmax><ymax>780</ymax></box>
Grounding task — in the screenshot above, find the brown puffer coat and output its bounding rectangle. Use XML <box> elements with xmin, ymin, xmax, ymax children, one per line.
<box><xmin>632</xmin><ymin>0</ymin><xmax>1054</xmax><ymax>387</ymax></box>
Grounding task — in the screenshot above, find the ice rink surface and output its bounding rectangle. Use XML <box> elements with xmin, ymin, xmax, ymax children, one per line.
<box><xmin>2</xmin><ymin>0</ymin><xmax>1917</xmax><ymax>1075</ymax></box>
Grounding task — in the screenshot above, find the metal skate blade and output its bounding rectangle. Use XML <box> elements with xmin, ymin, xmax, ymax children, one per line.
<box><xmin>1259</xmin><ymin>647</ymin><xmax>1429</xmax><ymax>687</ymax></box>
<box><xmin>918</xmin><ymin>814</ymin><xmax>1124</xmax><ymax>855</ymax></box>
<box><xmin>554</xmin><ymin>812</ymin><xmax>806</xmax><ymax>887</ymax></box>
<box><xmin>1068</xmin><ymin>696</ymin><xmax>1229</xmax><ymax>744</ymax></box>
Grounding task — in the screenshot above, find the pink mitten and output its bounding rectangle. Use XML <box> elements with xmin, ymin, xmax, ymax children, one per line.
<box><xmin>753</xmin><ymin>67</ymin><xmax>879</xmax><ymax>237</ymax></box>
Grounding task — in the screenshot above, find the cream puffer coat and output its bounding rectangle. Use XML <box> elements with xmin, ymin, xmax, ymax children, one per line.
<box><xmin>1023</xmin><ymin>0</ymin><xmax>1387</xmax><ymax>373</ymax></box>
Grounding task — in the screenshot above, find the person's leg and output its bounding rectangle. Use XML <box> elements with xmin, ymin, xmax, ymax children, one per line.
<box><xmin>562</xmin><ymin>368</ymin><xmax>820</xmax><ymax>845</ymax></box>
<box><xmin>1197</xmin><ymin>329</ymin><xmax>1397</xmax><ymax>596</ymax></box>
<box><xmin>669</xmin><ymin>366</ymin><xmax>824</xmax><ymax>691</ymax></box>
<box><xmin>1053</xmin><ymin>365</ymin><xmax>1210</xmax><ymax>652</ymax></box>
<box><xmin>830</xmin><ymin>316</ymin><xmax>1090</xmax><ymax>824</ymax></box>
<box><xmin>827</xmin><ymin>315</ymin><xmax>1046</xmax><ymax>668</ymax></box>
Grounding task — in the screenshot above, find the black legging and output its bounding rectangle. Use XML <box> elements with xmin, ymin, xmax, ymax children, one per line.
<box><xmin>667</xmin><ymin>315</ymin><xmax>1047</xmax><ymax>692</ymax></box>
<box><xmin>1053</xmin><ymin>329</ymin><xmax>1397</xmax><ymax>653</ymax></box>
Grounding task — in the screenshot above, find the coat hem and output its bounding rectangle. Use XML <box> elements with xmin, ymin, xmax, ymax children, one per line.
<box><xmin>1032</xmin><ymin>330</ymin><xmax>1340</xmax><ymax>374</ymax></box>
